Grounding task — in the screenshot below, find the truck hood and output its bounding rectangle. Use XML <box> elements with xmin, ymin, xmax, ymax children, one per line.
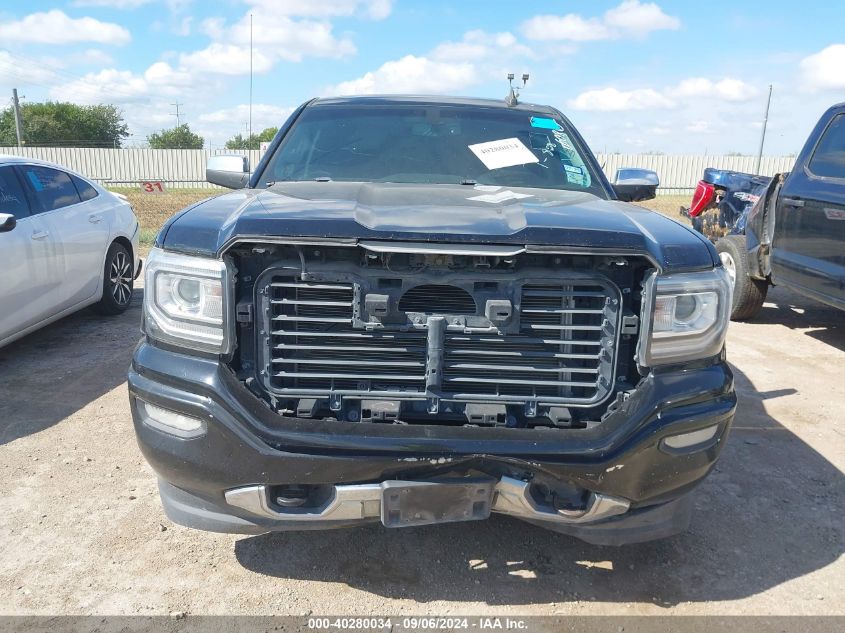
<box><xmin>160</xmin><ymin>181</ymin><xmax>717</xmax><ymax>272</ymax></box>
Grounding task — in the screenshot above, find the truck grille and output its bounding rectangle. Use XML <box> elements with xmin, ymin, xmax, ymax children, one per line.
<box><xmin>261</xmin><ymin>274</ymin><xmax>619</xmax><ymax>406</ymax></box>
<box><xmin>442</xmin><ymin>283</ymin><xmax>612</xmax><ymax>401</ymax></box>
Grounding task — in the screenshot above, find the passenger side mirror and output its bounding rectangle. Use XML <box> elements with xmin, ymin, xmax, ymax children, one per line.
<box><xmin>613</xmin><ymin>168</ymin><xmax>659</xmax><ymax>202</ymax></box>
<box><xmin>0</xmin><ymin>213</ymin><xmax>16</xmax><ymax>233</ymax></box>
<box><xmin>206</xmin><ymin>155</ymin><xmax>250</xmax><ymax>189</ymax></box>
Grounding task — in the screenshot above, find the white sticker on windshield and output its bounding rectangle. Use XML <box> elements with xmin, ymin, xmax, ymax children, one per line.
<box><xmin>468</xmin><ymin>190</ymin><xmax>533</xmax><ymax>204</ymax></box>
<box><xmin>468</xmin><ymin>138</ymin><xmax>539</xmax><ymax>171</ymax></box>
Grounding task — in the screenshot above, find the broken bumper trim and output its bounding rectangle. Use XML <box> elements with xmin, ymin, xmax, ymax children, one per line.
<box><xmin>223</xmin><ymin>477</ymin><xmax>630</xmax><ymax>527</ymax></box>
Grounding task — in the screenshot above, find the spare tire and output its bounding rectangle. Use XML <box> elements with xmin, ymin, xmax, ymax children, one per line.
<box><xmin>716</xmin><ymin>234</ymin><xmax>768</xmax><ymax>321</ymax></box>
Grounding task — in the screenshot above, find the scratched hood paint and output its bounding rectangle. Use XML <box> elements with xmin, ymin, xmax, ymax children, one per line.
<box><xmin>159</xmin><ymin>182</ymin><xmax>717</xmax><ymax>272</ymax></box>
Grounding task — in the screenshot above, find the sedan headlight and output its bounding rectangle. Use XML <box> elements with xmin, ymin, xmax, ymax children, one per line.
<box><xmin>143</xmin><ymin>247</ymin><xmax>232</xmax><ymax>353</ymax></box>
<box><xmin>638</xmin><ymin>267</ymin><xmax>732</xmax><ymax>366</ymax></box>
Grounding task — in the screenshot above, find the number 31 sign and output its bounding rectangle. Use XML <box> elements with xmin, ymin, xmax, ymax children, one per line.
<box><xmin>140</xmin><ymin>181</ymin><xmax>166</xmax><ymax>194</ymax></box>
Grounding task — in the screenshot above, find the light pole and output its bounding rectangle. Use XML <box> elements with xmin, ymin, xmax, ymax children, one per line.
<box><xmin>755</xmin><ymin>84</ymin><xmax>773</xmax><ymax>174</ymax></box>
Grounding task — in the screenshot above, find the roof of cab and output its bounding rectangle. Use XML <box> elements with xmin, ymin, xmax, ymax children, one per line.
<box><xmin>311</xmin><ymin>94</ymin><xmax>558</xmax><ymax>114</ymax></box>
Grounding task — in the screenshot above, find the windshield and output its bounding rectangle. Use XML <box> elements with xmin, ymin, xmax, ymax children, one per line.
<box><xmin>261</xmin><ymin>104</ymin><xmax>606</xmax><ymax>196</ymax></box>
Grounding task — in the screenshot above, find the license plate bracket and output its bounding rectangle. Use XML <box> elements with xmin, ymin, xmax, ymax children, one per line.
<box><xmin>380</xmin><ymin>479</ymin><xmax>495</xmax><ymax>528</ymax></box>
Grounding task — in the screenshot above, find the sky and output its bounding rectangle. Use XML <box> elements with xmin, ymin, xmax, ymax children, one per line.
<box><xmin>1</xmin><ymin>0</ymin><xmax>844</xmax><ymax>153</ymax></box>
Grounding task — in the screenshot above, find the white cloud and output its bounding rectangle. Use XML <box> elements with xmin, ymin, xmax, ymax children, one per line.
<box><xmin>670</xmin><ymin>77</ymin><xmax>757</xmax><ymax>102</ymax></box>
<box><xmin>174</xmin><ymin>16</ymin><xmax>193</xmax><ymax>36</ymax></box>
<box><xmin>330</xmin><ymin>55</ymin><xmax>477</xmax><ymax>95</ymax></box>
<box><xmin>603</xmin><ymin>0</ymin><xmax>680</xmax><ymax>36</ymax></box>
<box><xmin>179</xmin><ymin>43</ymin><xmax>274</xmax><ymax>74</ymax></box>
<box><xmin>521</xmin><ymin>0</ymin><xmax>679</xmax><ymax>42</ymax></box>
<box><xmin>0</xmin><ymin>10</ymin><xmax>131</xmax><ymax>45</ymax></box>
<box><xmin>71</xmin><ymin>0</ymin><xmax>151</xmax><ymax>7</ymax></box>
<box><xmin>430</xmin><ymin>30</ymin><xmax>533</xmax><ymax>62</ymax></box>
<box><xmin>571</xmin><ymin>76</ymin><xmax>758</xmax><ymax>112</ymax></box>
<box><xmin>329</xmin><ymin>28</ymin><xmax>534</xmax><ymax>97</ymax></box>
<box><xmin>521</xmin><ymin>15</ymin><xmax>611</xmax><ymax>42</ymax></box>
<box><xmin>228</xmin><ymin>14</ymin><xmax>356</xmax><ymax>62</ymax></box>
<box><xmin>74</xmin><ymin>49</ymin><xmax>116</xmax><ymax>67</ymax></box>
<box><xmin>189</xmin><ymin>12</ymin><xmax>357</xmax><ymax>71</ymax></box>
<box><xmin>366</xmin><ymin>0</ymin><xmax>394</xmax><ymax>20</ymax></box>
<box><xmin>686</xmin><ymin>120</ymin><xmax>711</xmax><ymax>134</ymax></box>
<box><xmin>0</xmin><ymin>52</ymin><xmax>60</xmax><ymax>92</ymax></box>
<box><xmin>50</xmin><ymin>69</ymin><xmax>151</xmax><ymax>104</ymax></box>
<box><xmin>800</xmin><ymin>44</ymin><xmax>845</xmax><ymax>91</ymax></box>
<box><xmin>242</xmin><ymin>0</ymin><xmax>393</xmax><ymax>20</ymax></box>
<box><xmin>198</xmin><ymin>104</ymin><xmax>294</xmax><ymax>126</ymax></box>
<box><xmin>569</xmin><ymin>87</ymin><xmax>676</xmax><ymax>111</ymax></box>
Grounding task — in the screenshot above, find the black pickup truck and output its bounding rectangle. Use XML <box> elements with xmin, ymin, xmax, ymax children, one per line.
<box><xmin>686</xmin><ymin>103</ymin><xmax>845</xmax><ymax>320</ymax></box>
<box><xmin>129</xmin><ymin>96</ymin><xmax>734</xmax><ymax>545</ymax></box>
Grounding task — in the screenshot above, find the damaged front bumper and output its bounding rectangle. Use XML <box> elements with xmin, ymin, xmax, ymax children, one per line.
<box><xmin>129</xmin><ymin>341</ymin><xmax>735</xmax><ymax>546</ymax></box>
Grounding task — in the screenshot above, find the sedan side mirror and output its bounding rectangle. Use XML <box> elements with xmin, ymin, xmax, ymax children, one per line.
<box><xmin>613</xmin><ymin>168</ymin><xmax>659</xmax><ymax>202</ymax></box>
<box><xmin>0</xmin><ymin>213</ymin><xmax>16</xmax><ymax>233</ymax></box>
<box><xmin>206</xmin><ymin>155</ymin><xmax>250</xmax><ymax>189</ymax></box>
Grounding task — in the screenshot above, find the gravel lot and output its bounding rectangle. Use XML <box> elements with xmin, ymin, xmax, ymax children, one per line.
<box><xmin>0</xmin><ymin>278</ymin><xmax>842</xmax><ymax>617</ymax></box>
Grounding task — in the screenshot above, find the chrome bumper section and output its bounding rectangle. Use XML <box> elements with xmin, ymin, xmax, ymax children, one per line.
<box><xmin>224</xmin><ymin>476</ymin><xmax>630</xmax><ymax>527</ymax></box>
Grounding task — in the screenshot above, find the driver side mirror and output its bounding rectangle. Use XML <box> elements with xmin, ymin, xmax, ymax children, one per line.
<box><xmin>0</xmin><ymin>213</ymin><xmax>16</xmax><ymax>233</ymax></box>
<box><xmin>206</xmin><ymin>155</ymin><xmax>250</xmax><ymax>189</ymax></box>
<box><xmin>613</xmin><ymin>168</ymin><xmax>659</xmax><ymax>202</ymax></box>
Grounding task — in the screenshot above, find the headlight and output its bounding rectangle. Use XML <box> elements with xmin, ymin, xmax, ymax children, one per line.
<box><xmin>638</xmin><ymin>267</ymin><xmax>732</xmax><ymax>366</ymax></box>
<box><xmin>143</xmin><ymin>247</ymin><xmax>232</xmax><ymax>353</ymax></box>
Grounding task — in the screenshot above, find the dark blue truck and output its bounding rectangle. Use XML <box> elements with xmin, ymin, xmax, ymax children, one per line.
<box><xmin>685</xmin><ymin>103</ymin><xmax>845</xmax><ymax>320</ymax></box>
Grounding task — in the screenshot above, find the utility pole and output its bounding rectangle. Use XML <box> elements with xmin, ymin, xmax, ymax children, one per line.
<box><xmin>754</xmin><ymin>84</ymin><xmax>773</xmax><ymax>175</ymax></box>
<box><xmin>170</xmin><ymin>102</ymin><xmax>184</xmax><ymax>127</ymax></box>
<box><xmin>12</xmin><ymin>89</ymin><xmax>24</xmax><ymax>147</ymax></box>
<box><xmin>249</xmin><ymin>12</ymin><xmax>254</xmax><ymax>142</ymax></box>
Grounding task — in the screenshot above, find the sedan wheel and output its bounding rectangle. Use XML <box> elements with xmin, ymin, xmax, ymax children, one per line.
<box><xmin>93</xmin><ymin>242</ymin><xmax>134</xmax><ymax>315</ymax></box>
<box><xmin>110</xmin><ymin>250</ymin><xmax>133</xmax><ymax>306</ymax></box>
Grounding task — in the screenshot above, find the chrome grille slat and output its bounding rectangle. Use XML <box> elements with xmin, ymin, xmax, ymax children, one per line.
<box><xmin>273</xmin><ymin>358</ymin><xmax>424</xmax><ymax>367</ymax></box>
<box><xmin>271</xmin><ymin>299</ymin><xmax>353</xmax><ymax>307</ymax></box>
<box><xmin>274</xmin><ymin>372</ymin><xmax>423</xmax><ymax>381</ymax></box>
<box><xmin>445</xmin><ymin>362</ymin><xmax>600</xmax><ymax>374</ymax></box>
<box><xmin>443</xmin><ymin>377</ymin><xmax>598</xmax><ymax>388</ymax></box>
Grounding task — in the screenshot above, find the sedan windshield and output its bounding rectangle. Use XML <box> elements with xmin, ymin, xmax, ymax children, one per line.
<box><xmin>262</xmin><ymin>104</ymin><xmax>606</xmax><ymax>196</ymax></box>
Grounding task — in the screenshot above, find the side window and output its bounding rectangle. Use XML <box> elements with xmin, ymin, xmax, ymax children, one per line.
<box><xmin>808</xmin><ymin>114</ymin><xmax>845</xmax><ymax>179</ymax></box>
<box><xmin>71</xmin><ymin>175</ymin><xmax>99</xmax><ymax>202</ymax></box>
<box><xmin>21</xmin><ymin>166</ymin><xmax>81</xmax><ymax>212</ymax></box>
<box><xmin>0</xmin><ymin>166</ymin><xmax>30</xmax><ymax>219</ymax></box>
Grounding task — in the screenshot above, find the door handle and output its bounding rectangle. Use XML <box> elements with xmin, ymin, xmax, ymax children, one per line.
<box><xmin>88</xmin><ymin>214</ymin><xmax>103</xmax><ymax>223</ymax></box>
<box><xmin>31</xmin><ymin>230</ymin><xmax>49</xmax><ymax>240</ymax></box>
<box><xmin>782</xmin><ymin>197</ymin><xmax>805</xmax><ymax>208</ymax></box>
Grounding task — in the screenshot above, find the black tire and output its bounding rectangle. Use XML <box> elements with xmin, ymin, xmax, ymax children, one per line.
<box><xmin>715</xmin><ymin>234</ymin><xmax>768</xmax><ymax>321</ymax></box>
<box><xmin>92</xmin><ymin>242</ymin><xmax>134</xmax><ymax>315</ymax></box>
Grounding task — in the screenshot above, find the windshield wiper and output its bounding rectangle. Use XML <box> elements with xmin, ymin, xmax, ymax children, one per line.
<box><xmin>313</xmin><ymin>176</ymin><xmax>332</xmax><ymax>182</ymax></box>
<box><xmin>459</xmin><ymin>179</ymin><xmax>477</xmax><ymax>185</ymax></box>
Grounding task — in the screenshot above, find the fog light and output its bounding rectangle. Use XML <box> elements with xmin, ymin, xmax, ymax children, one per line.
<box><xmin>139</xmin><ymin>400</ymin><xmax>205</xmax><ymax>438</ymax></box>
<box><xmin>662</xmin><ymin>424</ymin><xmax>720</xmax><ymax>450</ymax></box>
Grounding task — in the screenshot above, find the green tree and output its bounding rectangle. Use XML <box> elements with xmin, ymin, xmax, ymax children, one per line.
<box><xmin>0</xmin><ymin>101</ymin><xmax>128</xmax><ymax>147</ymax></box>
<box><xmin>225</xmin><ymin>126</ymin><xmax>278</xmax><ymax>150</ymax></box>
<box><xmin>147</xmin><ymin>124</ymin><xmax>204</xmax><ymax>149</ymax></box>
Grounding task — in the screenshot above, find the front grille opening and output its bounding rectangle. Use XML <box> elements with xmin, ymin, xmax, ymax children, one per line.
<box><xmin>261</xmin><ymin>272</ymin><xmax>620</xmax><ymax>412</ymax></box>
<box><xmin>398</xmin><ymin>284</ymin><xmax>476</xmax><ymax>314</ymax></box>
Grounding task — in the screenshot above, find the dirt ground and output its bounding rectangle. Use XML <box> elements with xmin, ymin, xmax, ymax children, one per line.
<box><xmin>1</xmin><ymin>276</ymin><xmax>842</xmax><ymax>616</ymax></box>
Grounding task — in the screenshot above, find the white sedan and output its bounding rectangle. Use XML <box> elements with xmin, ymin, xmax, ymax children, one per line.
<box><xmin>0</xmin><ymin>156</ymin><xmax>141</xmax><ymax>348</ymax></box>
